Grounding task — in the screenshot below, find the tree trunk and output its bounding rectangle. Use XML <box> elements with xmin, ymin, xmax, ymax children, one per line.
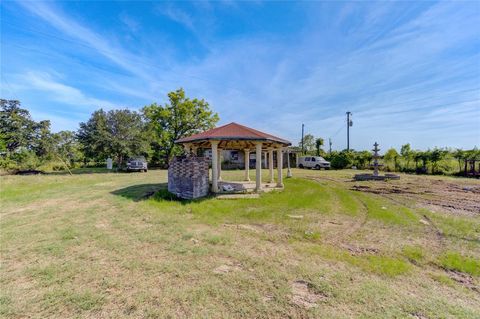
<box><xmin>116</xmin><ymin>154</ymin><xmax>123</xmax><ymax>172</ymax></box>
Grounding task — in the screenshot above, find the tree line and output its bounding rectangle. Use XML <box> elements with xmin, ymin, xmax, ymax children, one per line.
<box><xmin>0</xmin><ymin>89</ymin><xmax>218</xmax><ymax>172</ymax></box>
<box><xmin>1</xmin><ymin>91</ymin><xmax>478</xmax><ymax>175</ymax></box>
<box><xmin>298</xmin><ymin>134</ymin><xmax>479</xmax><ymax>175</ymax></box>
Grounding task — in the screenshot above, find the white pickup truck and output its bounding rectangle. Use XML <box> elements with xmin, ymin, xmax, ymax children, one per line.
<box><xmin>298</xmin><ymin>156</ymin><xmax>331</xmax><ymax>169</ymax></box>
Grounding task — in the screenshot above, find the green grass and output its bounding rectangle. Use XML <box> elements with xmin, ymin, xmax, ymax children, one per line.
<box><xmin>1</xmin><ymin>169</ymin><xmax>479</xmax><ymax>318</ymax></box>
<box><xmin>402</xmin><ymin>245</ymin><xmax>425</xmax><ymax>264</ymax></box>
<box><xmin>439</xmin><ymin>252</ymin><xmax>480</xmax><ymax>276</ymax></box>
<box><xmin>303</xmin><ymin>244</ymin><xmax>411</xmax><ymax>277</ymax></box>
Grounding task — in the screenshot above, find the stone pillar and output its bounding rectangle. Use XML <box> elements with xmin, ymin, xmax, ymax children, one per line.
<box><xmin>211</xmin><ymin>141</ymin><xmax>219</xmax><ymax>192</ymax></box>
<box><xmin>255</xmin><ymin>142</ymin><xmax>262</xmax><ymax>192</ymax></box>
<box><xmin>268</xmin><ymin>148</ymin><xmax>274</xmax><ymax>183</ymax></box>
<box><xmin>277</xmin><ymin>148</ymin><xmax>284</xmax><ymax>187</ymax></box>
<box><xmin>217</xmin><ymin>149</ymin><xmax>222</xmax><ymax>181</ymax></box>
<box><xmin>244</xmin><ymin>149</ymin><xmax>250</xmax><ymax>181</ymax></box>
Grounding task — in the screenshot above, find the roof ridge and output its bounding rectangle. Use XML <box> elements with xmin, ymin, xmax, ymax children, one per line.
<box><xmin>234</xmin><ymin>122</ymin><xmax>288</xmax><ymax>141</ymax></box>
<box><xmin>175</xmin><ymin>121</ymin><xmax>290</xmax><ymax>145</ymax></box>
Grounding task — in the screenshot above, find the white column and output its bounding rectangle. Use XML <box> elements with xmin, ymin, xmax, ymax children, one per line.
<box><xmin>277</xmin><ymin>148</ymin><xmax>284</xmax><ymax>187</ymax></box>
<box><xmin>211</xmin><ymin>141</ymin><xmax>219</xmax><ymax>192</ymax></box>
<box><xmin>217</xmin><ymin>149</ymin><xmax>222</xmax><ymax>181</ymax></box>
<box><xmin>268</xmin><ymin>148</ymin><xmax>274</xmax><ymax>183</ymax></box>
<box><xmin>255</xmin><ymin>142</ymin><xmax>262</xmax><ymax>192</ymax></box>
<box><xmin>244</xmin><ymin>149</ymin><xmax>250</xmax><ymax>181</ymax></box>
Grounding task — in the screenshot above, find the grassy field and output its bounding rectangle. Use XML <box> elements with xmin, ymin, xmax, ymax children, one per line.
<box><xmin>1</xmin><ymin>169</ymin><xmax>479</xmax><ymax>318</ymax></box>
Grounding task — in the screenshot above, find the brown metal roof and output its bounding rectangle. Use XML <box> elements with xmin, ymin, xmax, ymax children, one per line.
<box><xmin>176</xmin><ymin>122</ymin><xmax>291</xmax><ymax>146</ymax></box>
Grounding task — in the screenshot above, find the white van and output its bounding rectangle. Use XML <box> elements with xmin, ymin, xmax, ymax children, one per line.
<box><xmin>298</xmin><ymin>156</ymin><xmax>331</xmax><ymax>169</ymax></box>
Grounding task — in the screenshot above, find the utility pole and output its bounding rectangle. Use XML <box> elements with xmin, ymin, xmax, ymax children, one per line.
<box><xmin>329</xmin><ymin>138</ymin><xmax>332</xmax><ymax>154</ymax></box>
<box><xmin>346</xmin><ymin>112</ymin><xmax>352</xmax><ymax>151</ymax></box>
<box><xmin>301</xmin><ymin>123</ymin><xmax>305</xmax><ymax>154</ymax></box>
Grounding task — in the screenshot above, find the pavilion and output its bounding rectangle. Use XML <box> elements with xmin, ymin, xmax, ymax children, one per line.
<box><xmin>176</xmin><ymin>122</ymin><xmax>291</xmax><ymax>193</ymax></box>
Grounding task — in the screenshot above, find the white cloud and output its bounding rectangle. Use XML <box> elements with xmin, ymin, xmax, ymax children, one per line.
<box><xmin>17</xmin><ymin>1</ymin><xmax>156</xmax><ymax>82</ymax></box>
<box><xmin>157</xmin><ymin>5</ymin><xmax>194</xmax><ymax>31</ymax></box>
<box><xmin>119</xmin><ymin>13</ymin><xmax>140</xmax><ymax>32</ymax></box>
<box><xmin>21</xmin><ymin>71</ymin><xmax>116</xmax><ymax>110</ymax></box>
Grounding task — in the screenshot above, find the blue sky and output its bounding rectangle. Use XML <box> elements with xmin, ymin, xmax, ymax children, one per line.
<box><xmin>1</xmin><ymin>1</ymin><xmax>479</xmax><ymax>151</ymax></box>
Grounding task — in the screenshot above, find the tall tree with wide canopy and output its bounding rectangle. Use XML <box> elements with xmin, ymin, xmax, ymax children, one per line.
<box><xmin>0</xmin><ymin>99</ymin><xmax>41</xmax><ymax>153</ymax></box>
<box><xmin>52</xmin><ymin>130</ymin><xmax>84</xmax><ymax>167</ymax></box>
<box><xmin>142</xmin><ymin>88</ymin><xmax>219</xmax><ymax>165</ymax></box>
<box><xmin>300</xmin><ymin>134</ymin><xmax>315</xmax><ymax>154</ymax></box>
<box><xmin>78</xmin><ymin>109</ymin><xmax>147</xmax><ymax>168</ymax></box>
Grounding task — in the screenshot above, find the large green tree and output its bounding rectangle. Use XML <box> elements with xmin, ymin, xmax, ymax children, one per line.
<box><xmin>300</xmin><ymin>134</ymin><xmax>315</xmax><ymax>154</ymax></box>
<box><xmin>78</xmin><ymin>109</ymin><xmax>147</xmax><ymax>168</ymax></box>
<box><xmin>428</xmin><ymin>148</ymin><xmax>448</xmax><ymax>174</ymax></box>
<box><xmin>0</xmin><ymin>99</ymin><xmax>54</xmax><ymax>170</ymax></box>
<box><xmin>142</xmin><ymin>88</ymin><xmax>219</xmax><ymax>164</ymax></box>
<box><xmin>51</xmin><ymin>130</ymin><xmax>84</xmax><ymax>167</ymax></box>
<box><xmin>0</xmin><ymin>99</ymin><xmax>40</xmax><ymax>152</ymax></box>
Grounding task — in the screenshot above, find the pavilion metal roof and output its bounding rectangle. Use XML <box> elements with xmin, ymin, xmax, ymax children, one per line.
<box><xmin>176</xmin><ymin>122</ymin><xmax>291</xmax><ymax>146</ymax></box>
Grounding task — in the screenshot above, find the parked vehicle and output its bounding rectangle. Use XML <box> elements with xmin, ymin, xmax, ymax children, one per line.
<box><xmin>298</xmin><ymin>156</ymin><xmax>330</xmax><ymax>169</ymax></box>
<box><xmin>126</xmin><ymin>156</ymin><xmax>148</xmax><ymax>172</ymax></box>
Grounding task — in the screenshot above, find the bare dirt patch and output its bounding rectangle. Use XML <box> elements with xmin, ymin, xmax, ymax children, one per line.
<box><xmin>290</xmin><ymin>280</ymin><xmax>326</xmax><ymax>309</ymax></box>
<box><xmin>349</xmin><ymin>176</ymin><xmax>480</xmax><ymax>216</ymax></box>
<box><xmin>445</xmin><ymin>270</ymin><xmax>480</xmax><ymax>293</ymax></box>
<box><xmin>213</xmin><ymin>261</ymin><xmax>243</xmax><ymax>274</ymax></box>
<box><xmin>342</xmin><ymin>244</ymin><xmax>379</xmax><ymax>256</ymax></box>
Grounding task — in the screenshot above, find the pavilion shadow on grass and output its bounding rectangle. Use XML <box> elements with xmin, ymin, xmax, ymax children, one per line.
<box><xmin>176</xmin><ymin>122</ymin><xmax>291</xmax><ymax>193</ymax></box>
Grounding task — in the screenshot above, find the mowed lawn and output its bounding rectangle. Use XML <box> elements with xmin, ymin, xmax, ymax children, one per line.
<box><xmin>1</xmin><ymin>169</ymin><xmax>479</xmax><ymax>318</ymax></box>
